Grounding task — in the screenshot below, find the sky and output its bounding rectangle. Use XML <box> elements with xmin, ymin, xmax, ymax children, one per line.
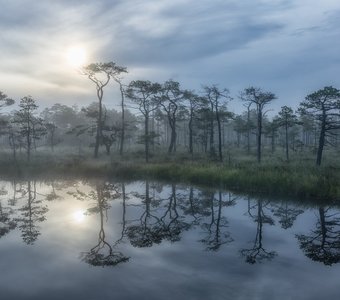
<box><xmin>1</xmin><ymin>0</ymin><xmax>340</xmax><ymax>115</ymax></box>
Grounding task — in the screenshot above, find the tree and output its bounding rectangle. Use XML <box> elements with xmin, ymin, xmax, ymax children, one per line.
<box><xmin>203</xmin><ymin>85</ymin><xmax>232</xmax><ymax>162</ymax></box>
<box><xmin>126</xmin><ymin>80</ymin><xmax>162</xmax><ymax>162</ymax></box>
<box><xmin>82</xmin><ymin>62</ymin><xmax>127</xmax><ymax>158</ymax></box>
<box><xmin>112</xmin><ymin>75</ymin><xmax>128</xmax><ymax>156</ymax></box>
<box><xmin>263</xmin><ymin>117</ymin><xmax>280</xmax><ymax>154</ymax></box>
<box><xmin>240</xmin><ymin>87</ymin><xmax>276</xmax><ymax>163</ymax></box>
<box><xmin>299</xmin><ymin>86</ymin><xmax>340</xmax><ymax>166</ymax></box>
<box><xmin>160</xmin><ymin>80</ymin><xmax>185</xmax><ymax>153</ymax></box>
<box><xmin>277</xmin><ymin>106</ymin><xmax>298</xmax><ymax>161</ymax></box>
<box><xmin>183</xmin><ymin>91</ymin><xmax>206</xmax><ymax>156</ymax></box>
<box><xmin>13</xmin><ymin>96</ymin><xmax>46</xmax><ymax>161</ymax></box>
<box><xmin>0</xmin><ymin>91</ymin><xmax>14</xmax><ymax>110</ymax></box>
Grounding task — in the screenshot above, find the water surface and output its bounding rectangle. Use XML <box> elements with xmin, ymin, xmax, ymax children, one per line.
<box><xmin>0</xmin><ymin>179</ymin><xmax>339</xmax><ymax>300</ymax></box>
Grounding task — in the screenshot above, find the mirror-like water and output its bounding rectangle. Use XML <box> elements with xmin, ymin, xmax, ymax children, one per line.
<box><xmin>0</xmin><ymin>179</ymin><xmax>339</xmax><ymax>300</ymax></box>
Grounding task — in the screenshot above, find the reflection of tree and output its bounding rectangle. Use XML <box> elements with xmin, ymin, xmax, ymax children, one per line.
<box><xmin>126</xmin><ymin>182</ymin><xmax>189</xmax><ymax>247</ymax></box>
<box><xmin>240</xmin><ymin>199</ymin><xmax>277</xmax><ymax>264</ymax></box>
<box><xmin>296</xmin><ymin>207</ymin><xmax>340</xmax><ymax>265</ymax></box>
<box><xmin>180</xmin><ymin>187</ymin><xmax>210</xmax><ymax>224</ymax></box>
<box><xmin>71</xmin><ymin>182</ymin><xmax>129</xmax><ymax>267</ymax></box>
<box><xmin>272</xmin><ymin>201</ymin><xmax>304</xmax><ymax>229</ymax></box>
<box><xmin>154</xmin><ymin>184</ymin><xmax>190</xmax><ymax>243</ymax></box>
<box><xmin>15</xmin><ymin>181</ymin><xmax>48</xmax><ymax>245</ymax></box>
<box><xmin>199</xmin><ymin>191</ymin><xmax>234</xmax><ymax>251</ymax></box>
<box><xmin>0</xmin><ymin>187</ymin><xmax>16</xmax><ymax>237</ymax></box>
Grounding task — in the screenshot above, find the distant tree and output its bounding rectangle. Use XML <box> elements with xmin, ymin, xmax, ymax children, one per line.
<box><xmin>203</xmin><ymin>85</ymin><xmax>232</xmax><ymax>162</ymax></box>
<box><xmin>112</xmin><ymin>74</ymin><xmax>128</xmax><ymax>156</ymax></box>
<box><xmin>299</xmin><ymin>86</ymin><xmax>340</xmax><ymax>166</ymax></box>
<box><xmin>232</xmin><ymin>115</ymin><xmax>247</xmax><ymax>148</ymax></box>
<box><xmin>126</xmin><ymin>80</ymin><xmax>162</xmax><ymax>162</ymax></box>
<box><xmin>45</xmin><ymin>122</ymin><xmax>58</xmax><ymax>152</ymax></box>
<box><xmin>264</xmin><ymin>116</ymin><xmax>280</xmax><ymax>154</ymax></box>
<box><xmin>183</xmin><ymin>91</ymin><xmax>206</xmax><ymax>155</ymax></box>
<box><xmin>13</xmin><ymin>96</ymin><xmax>46</xmax><ymax>161</ymax></box>
<box><xmin>277</xmin><ymin>106</ymin><xmax>298</xmax><ymax>161</ymax></box>
<box><xmin>240</xmin><ymin>87</ymin><xmax>276</xmax><ymax>162</ymax></box>
<box><xmin>0</xmin><ymin>91</ymin><xmax>14</xmax><ymax>110</ymax></box>
<box><xmin>81</xmin><ymin>62</ymin><xmax>127</xmax><ymax>158</ymax></box>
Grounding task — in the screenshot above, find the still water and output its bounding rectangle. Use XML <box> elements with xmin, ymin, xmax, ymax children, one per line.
<box><xmin>0</xmin><ymin>179</ymin><xmax>339</xmax><ymax>300</ymax></box>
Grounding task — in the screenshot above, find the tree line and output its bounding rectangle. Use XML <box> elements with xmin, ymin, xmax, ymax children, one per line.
<box><xmin>1</xmin><ymin>61</ymin><xmax>340</xmax><ymax>166</ymax></box>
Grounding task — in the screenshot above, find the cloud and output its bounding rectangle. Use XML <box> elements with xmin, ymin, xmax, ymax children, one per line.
<box><xmin>0</xmin><ymin>0</ymin><xmax>339</xmax><ymax>112</ymax></box>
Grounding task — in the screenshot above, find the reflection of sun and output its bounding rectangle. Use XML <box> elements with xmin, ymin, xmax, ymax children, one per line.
<box><xmin>73</xmin><ymin>210</ymin><xmax>86</xmax><ymax>223</ymax></box>
<box><xmin>66</xmin><ymin>46</ymin><xmax>87</xmax><ymax>67</ymax></box>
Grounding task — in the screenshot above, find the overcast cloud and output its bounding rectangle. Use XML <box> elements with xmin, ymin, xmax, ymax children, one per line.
<box><xmin>0</xmin><ymin>0</ymin><xmax>340</xmax><ymax>113</ymax></box>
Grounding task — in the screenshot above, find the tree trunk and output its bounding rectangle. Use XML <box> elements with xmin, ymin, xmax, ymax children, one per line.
<box><xmin>257</xmin><ymin>109</ymin><xmax>262</xmax><ymax>163</ymax></box>
<box><xmin>94</xmin><ymin>89</ymin><xmax>103</xmax><ymax>158</ymax></box>
<box><xmin>189</xmin><ymin>108</ymin><xmax>193</xmax><ymax>154</ymax></box>
<box><xmin>145</xmin><ymin>113</ymin><xmax>149</xmax><ymax>163</ymax></box>
<box><xmin>316</xmin><ymin>111</ymin><xmax>326</xmax><ymax>166</ymax></box>
<box><xmin>215</xmin><ymin>104</ymin><xmax>223</xmax><ymax>162</ymax></box>
<box><xmin>119</xmin><ymin>82</ymin><xmax>125</xmax><ymax>156</ymax></box>
<box><xmin>168</xmin><ymin>117</ymin><xmax>176</xmax><ymax>153</ymax></box>
<box><xmin>285</xmin><ymin>121</ymin><xmax>289</xmax><ymax>161</ymax></box>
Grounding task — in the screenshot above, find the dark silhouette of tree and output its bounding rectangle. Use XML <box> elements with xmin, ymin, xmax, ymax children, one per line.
<box><xmin>240</xmin><ymin>87</ymin><xmax>276</xmax><ymax>162</ymax></box>
<box><xmin>240</xmin><ymin>199</ymin><xmax>277</xmax><ymax>263</ymax></box>
<box><xmin>81</xmin><ymin>62</ymin><xmax>127</xmax><ymax>158</ymax></box>
<box><xmin>299</xmin><ymin>86</ymin><xmax>340</xmax><ymax>166</ymax></box>
<box><xmin>296</xmin><ymin>207</ymin><xmax>340</xmax><ymax>265</ymax></box>
<box><xmin>199</xmin><ymin>190</ymin><xmax>234</xmax><ymax>251</ymax></box>
<box><xmin>15</xmin><ymin>181</ymin><xmax>48</xmax><ymax>245</ymax></box>
<box><xmin>126</xmin><ymin>80</ymin><xmax>162</xmax><ymax>162</ymax></box>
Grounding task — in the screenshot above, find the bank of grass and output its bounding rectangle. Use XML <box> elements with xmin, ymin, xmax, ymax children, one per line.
<box><xmin>116</xmin><ymin>162</ymin><xmax>340</xmax><ymax>202</ymax></box>
<box><xmin>0</xmin><ymin>151</ymin><xmax>340</xmax><ymax>204</ymax></box>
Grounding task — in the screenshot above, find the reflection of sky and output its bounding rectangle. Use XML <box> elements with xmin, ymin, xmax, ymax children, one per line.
<box><xmin>0</xmin><ymin>180</ymin><xmax>339</xmax><ymax>300</ymax></box>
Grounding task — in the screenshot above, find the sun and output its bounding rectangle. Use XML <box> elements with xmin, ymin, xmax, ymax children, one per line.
<box><xmin>66</xmin><ymin>46</ymin><xmax>87</xmax><ymax>67</ymax></box>
<box><xmin>72</xmin><ymin>209</ymin><xmax>86</xmax><ymax>223</ymax></box>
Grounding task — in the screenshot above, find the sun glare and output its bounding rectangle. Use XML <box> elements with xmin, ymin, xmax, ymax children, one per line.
<box><xmin>66</xmin><ymin>46</ymin><xmax>87</xmax><ymax>67</ymax></box>
<box><xmin>73</xmin><ymin>210</ymin><xmax>86</xmax><ymax>223</ymax></box>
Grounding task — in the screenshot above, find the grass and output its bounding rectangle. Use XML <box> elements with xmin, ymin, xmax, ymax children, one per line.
<box><xmin>1</xmin><ymin>149</ymin><xmax>340</xmax><ymax>205</ymax></box>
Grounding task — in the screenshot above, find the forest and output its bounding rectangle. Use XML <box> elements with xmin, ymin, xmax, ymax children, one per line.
<box><xmin>1</xmin><ymin>62</ymin><xmax>340</xmax><ymax>202</ymax></box>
